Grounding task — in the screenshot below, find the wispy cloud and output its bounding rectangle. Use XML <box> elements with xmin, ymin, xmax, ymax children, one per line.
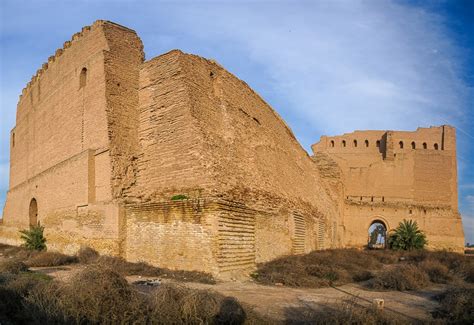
<box><xmin>164</xmin><ymin>1</ymin><xmax>470</xmax><ymax>147</ymax></box>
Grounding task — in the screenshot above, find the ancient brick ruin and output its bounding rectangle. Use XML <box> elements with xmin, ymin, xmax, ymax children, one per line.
<box><xmin>0</xmin><ymin>21</ymin><xmax>464</xmax><ymax>277</ymax></box>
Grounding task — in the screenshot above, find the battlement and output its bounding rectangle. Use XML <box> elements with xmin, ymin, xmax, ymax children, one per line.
<box><xmin>311</xmin><ymin>125</ymin><xmax>456</xmax><ymax>156</ymax></box>
<box><xmin>18</xmin><ymin>20</ymin><xmax>143</xmax><ymax>102</ymax></box>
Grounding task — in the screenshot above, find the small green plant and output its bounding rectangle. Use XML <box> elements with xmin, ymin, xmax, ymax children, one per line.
<box><xmin>171</xmin><ymin>194</ymin><xmax>188</xmax><ymax>201</ymax></box>
<box><xmin>19</xmin><ymin>224</ymin><xmax>46</xmax><ymax>251</ymax></box>
<box><xmin>388</xmin><ymin>219</ymin><xmax>426</xmax><ymax>250</ymax></box>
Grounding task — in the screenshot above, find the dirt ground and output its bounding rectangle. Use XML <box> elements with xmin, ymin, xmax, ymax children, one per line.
<box><xmin>29</xmin><ymin>264</ymin><xmax>444</xmax><ymax>323</ymax></box>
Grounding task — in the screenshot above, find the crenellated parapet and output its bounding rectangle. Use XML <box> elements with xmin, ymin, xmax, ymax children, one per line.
<box><xmin>18</xmin><ymin>20</ymin><xmax>144</xmax><ymax>102</ymax></box>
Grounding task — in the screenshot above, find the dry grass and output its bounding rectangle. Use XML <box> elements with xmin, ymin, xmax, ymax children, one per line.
<box><xmin>0</xmin><ymin>260</ymin><xmax>28</xmax><ymax>274</ymax></box>
<box><xmin>0</xmin><ymin>244</ymin><xmax>215</xmax><ymax>284</ymax></box>
<box><xmin>0</xmin><ymin>269</ymin><xmax>52</xmax><ymax>324</ymax></box>
<box><xmin>254</xmin><ymin>248</ymin><xmax>473</xmax><ymax>290</ymax></box>
<box><xmin>0</xmin><ymin>243</ymin><xmax>30</xmax><ymax>258</ymax></box>
<box><xmin>419</xmin><ymin>259</ymin><xmax>452</xmax><ymax>284</ymax></box>
<box><xmin>96</xmin><ymin>254</ymin><xmax>216</xmax><ymax>284</ymax></box>
<box><xmin>0</xmin><ymin>265</ymin><xmax>263</xmax><ymax>324</ymax></box>
<box><xmin>253</xmin><ymin>249</ymin><xmax>382</xmax><ymax>288</ymax></box>
<box><xmin>26</xmin><ymin>251</ymin><xmax>78</xmax><ymax>267</ymax></box>
<box><xmin>432</xmin><ymin>286</ymin><xmax>474</xmax><ymax>323</ymax></box>
<box><xmin>371</xmin><ymin>264</ymin><xmax>430</xmax><ymax>291</ymax></box>
<box><xmin>76</xmin><ymin>246</ymin><xmax>99</xmax><ymax>264</ymax></box>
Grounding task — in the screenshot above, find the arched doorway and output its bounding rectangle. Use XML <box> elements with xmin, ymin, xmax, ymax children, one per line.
<box><xmin>29</xmin><ymin>198</ymin><xmax>38</xmax><ymax>227</ymax></box>
<box><xmin>368</xmin><ymin>220</ymin><xmax>387</xmax><ymax>249</ymax></box>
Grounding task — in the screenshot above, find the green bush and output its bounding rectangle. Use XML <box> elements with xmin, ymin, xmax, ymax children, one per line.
<box><xmin>388</xmin><ymin>219</ymin><xmax>426</xmax><ymax>250</ymax></box>
<box><xmin>19</xmin><ymin>224</ymin><xmax>47</xmax><ymax>251</ymax></box>
<box><xmin>171</xmin><ymin>194</ymin><xmax>188</xmax><ymax>201</ymax></box>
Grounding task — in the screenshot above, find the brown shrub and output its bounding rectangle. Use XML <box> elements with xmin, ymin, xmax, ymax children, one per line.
<box><xmin>4</xmin><ymin>272</ymin><xmax>51</xmax><ymax>296</ymax></box>
<box><xmin>0</xmin><ymin>271</ymin><xmax>52</xmax><ymax>324</ymax></box>
<box><xmin>371</xmin><ymin>264</ymin><xmax>429</xmax><ymax>291</ymax></box>
<box><xmin>0</xmin><ymin>260</ymin><xmax>28</xmax><ymax>274</ymax></box>
<box><xmin>25</xmin><ymin>265</ymin><xmax>149</xmax><ymax>324</ymax></box>
<box><xmin>254</xmin><ymin>248</ymin><xmax>474</xmax><ymax>288</ymax></box>
<box><xmin>151</xmin><ymin>284</ymin><xmax>220</xmax><ymax>323</ymax></box>
<box><xmin>419</xmin><ymin>259</ymin><xmax>451</xmax><ymax>283</ymax></box>
<box><xmin>21</xmin><ymin>267</ymin><xmax>256</xmax><ymax>324</ymax></box>
<box><xmin>76</xmin><ymin>246</ymin><xmax>100</xmax><ymax>264</ymax></box>
<box><xmin>0</xmin><ymin>286</ymin><xmax>26</xmax><ymax>323</ymax></box>
<box><xmin>254</xmin><ymin>249</ymin><xmax>381</xmax><ymax>287</ymax></box>
<box><xmin>0</xmin><ymin>243</ymin><xmax>30</xmax><ymax>259</ymax></box>
<box><xmin>64</xmin><ymin>265</ymin><xmax>148</xmax><ymax>323</ymax></box>
<box><xmin>96</xmin><ymin>255</ymin><xmax>215</xmax><ymax>284</ymax></box>
<box><xmin>74</xmin><ymin>247</ymin><xmax>214</xmax><ymax>284</ymax></box>
<box><xmin>411</xmin><ymin>250</ymin><xmax>473</xmax><ymax>283</ymax></box>
<box><xmin>24</xmin><ymin>281</ymin><xmax>67</xmax><ymax>323</ymax></box>
<box><xmin>367</xmin><ymin>249</ymin><xmax>402</xmax><ymax>264</ymax></box>
<box><xmin>26</xmin><ymin>251</ymin><xmax>77</xmax><ymax>267</ymax></box>
<box><xmin>433</xmin><ymin>287</ymin><xmax>474</xmax><ymax>323</ymax></box>
<box><xmin>464</xmin><ymin>263</ymin><xmax>474</xmax><ymax>283</ymax></box>
<box><xmin>149</xmin><ymin>283</ymin><xmax>251</xmax><ymax>324</ymax></box>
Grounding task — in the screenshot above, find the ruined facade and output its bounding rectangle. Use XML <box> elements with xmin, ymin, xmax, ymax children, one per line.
<box><xmin>0</xmin><ymin>21</ymin><xmax>464</xmax><ymax>277</ymax></box>
<box><xmin>312</xmin><ymin>126</ymin><xmax>464</xmax><ymax>251</ymax></box>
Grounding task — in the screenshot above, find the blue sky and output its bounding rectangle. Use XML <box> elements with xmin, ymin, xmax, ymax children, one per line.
<box><xmin>1</xmin><ymin>0</ymin><xmax>473</xmax><ymax>243</ymax></box>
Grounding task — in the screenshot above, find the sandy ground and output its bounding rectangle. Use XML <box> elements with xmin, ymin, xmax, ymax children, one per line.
<box><xmin>27</xmin><ymin>264</ymin><xmax>443</xmax><ymax>323</ymax></box>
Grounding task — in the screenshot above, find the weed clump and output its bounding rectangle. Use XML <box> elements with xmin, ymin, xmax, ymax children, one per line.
<box><xmin>419</xmin><ymin>259</ymin><xmax>451</xmax><ymax>284</ymax></box>
<box><xmin>253</xmin><ymin>249</ymin><xmax>381</xmax><ymax>288</ymax></box>
<box><xmin>26</xmin><ymin>251</ymin><xmax>78</xmax><ymax>267</ymax></box>
<box><xmin>171</xmin><ymin>194</ymin><xmax>188</xmax><ymax>201</ymax></box>
<box><xmin>0</xmin><ymin>260</ymin><xmax>28</xmax><ymax>274</ymax></box>
<box><xmin>2</xmin><ymin>266</ymin><xmax>256</xmax><ymax>324</ymax></box>
<box><xmin>371</xmin><ymin>264</ymin><xmax>429</xmax><ymax>291</ymax></box>
<box><xmin>433</xmin><ymin>287</ymin><xmax>474</xmax><ymax>323</ymax></box>
<box><xmin>95</xmin><ymin>255</ymin><xmax>215</xmax><ymax>284</ymax></box>
<box><xmin>76</xmin><ymin>246</ymin><xmax>100</xmax><ymax>264</ymax></box>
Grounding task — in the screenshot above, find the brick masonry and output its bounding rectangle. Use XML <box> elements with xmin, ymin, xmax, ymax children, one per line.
<box><xmin>0</xmin><ymin>21</ymin><xmax>465</xmax><ymax>278</ymax></box>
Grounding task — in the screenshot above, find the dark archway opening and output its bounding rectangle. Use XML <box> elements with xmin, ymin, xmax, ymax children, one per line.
<box><xmin>79</xmin><ymin>67</ymin><xmax>87</xmax><ymax>88</ymax></box>
<box><xmin>29</xmin><ymin>198</ymin><xmax>38</xmax><ymax>227</ymax></box>
<box><xmin>368</xmin><ymin>220</ymin><xmax>387</xmax><ymax>249</ymax></box>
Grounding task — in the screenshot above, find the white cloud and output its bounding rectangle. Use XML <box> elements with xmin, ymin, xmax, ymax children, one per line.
<box><xmin>167</xmin><ymin>0</ymin><xmax>470</xmax><ymax>147</ymax></box>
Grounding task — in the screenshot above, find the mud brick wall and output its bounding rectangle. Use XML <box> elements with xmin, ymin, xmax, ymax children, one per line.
<box><xmin>312</xmin><ymin>125</ymin><xmax>464</xmax><ymax>252</ymax></box>
<box><xmin>1</xmin><ymin>20</ymin><xmax>464</xmax><ymax>275</ymax></box>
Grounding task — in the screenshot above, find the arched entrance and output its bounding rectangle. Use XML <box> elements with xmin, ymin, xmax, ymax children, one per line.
<box><xmin>29</xmin><ymin>198</ymin><xmax>38</xmax><ymax>227</ymax></box>
<box><xmin>368</xmin><ymin>220</ymin><xmax>387</xmax><ymax>249</ymax></box>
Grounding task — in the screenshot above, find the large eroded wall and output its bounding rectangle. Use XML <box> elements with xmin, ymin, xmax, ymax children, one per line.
<box><xmin>122</xmin><ymin>50</ymin><xmax>343</xmax><ymax>276</ymax></box>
